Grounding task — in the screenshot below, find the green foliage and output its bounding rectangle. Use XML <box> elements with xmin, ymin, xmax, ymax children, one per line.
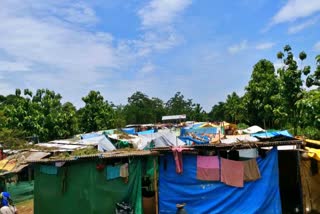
<box><xmin>0</xmin><ymin>128</ymin><xmax>28</xmax><ymax>149</ymax></box>
<box><xmin>208</xmin><ymin>102</ymin><xmax>227</xmax><ymax>121</ymax></box>
<box><xmin>4</xmin><ymin>89</ymin><xmax>79</xmax><ymax>142</ymax></box>
<box><xmin>224</xmin><ymin>92</ymin><xmax>245</xmax><ymax>123</ymax></box>
<box><xmin>166</xmin><ymin>92</ymin><xmax>192</xmax><ymax>116</ymax></box>
<box><xmin>79</xmin><ymin>91</ymin><xmax>114</xmax><ymax>132</ymax></box>
<box><xmin>302</xmin><ymin>127</ymin><xmax>320</xmax><ymax>140</ymax></box>
<box><xmin>244</xmin><ymin>59</ymin><xmax>279</xmax><ymax>128</ymax></box>
<box><xmin>237</xmin><ymin>123</ymin><xmax>249</xmax><ymax>129</ymax></box>
<box><xmin>306</xmin><ymin>55</ymin><xmax>320</xmax><ymax>87</ymax></box>
<box><xmin>276</xmin><ymin>45</ymin><xmax>310</xmax><ymax>134</ymax></box>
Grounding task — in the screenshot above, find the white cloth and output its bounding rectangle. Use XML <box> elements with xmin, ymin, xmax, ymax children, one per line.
<box><xmin>0</xmin><ymin>206</ymin><xmax>16</xmax><ymax>214</ymax></box>
<box><xmin>120</xmin><ymin>163</ymin><xmax>129</xmax><ymax>177</ymax></box>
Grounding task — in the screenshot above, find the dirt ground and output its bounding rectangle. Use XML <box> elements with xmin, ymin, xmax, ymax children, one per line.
<box><xmin>16</xmin><ymin>199</ymin><xmax>33</xmax><ymax>214</ymax></box>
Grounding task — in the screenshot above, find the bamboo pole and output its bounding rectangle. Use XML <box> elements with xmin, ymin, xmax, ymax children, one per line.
<box><xmin>153</xmin><ymin>157</ymin><xmax>159</xmax><ymax>214</ymax></box>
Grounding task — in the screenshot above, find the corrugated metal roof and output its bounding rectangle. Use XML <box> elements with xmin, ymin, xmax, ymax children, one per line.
<box><xmin>27</xmin><ymin>150</ymin><xmax>159</xmax><ymax>163</ymax></box>
<box><xmin>162</xmin><ymin>115</ymin><xmax>186</xmax><ymax>121</ymax></box>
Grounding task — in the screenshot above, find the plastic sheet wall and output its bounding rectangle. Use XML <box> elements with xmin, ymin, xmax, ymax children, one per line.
<box><xmin>34</xmin><ymin>159</ymin><xmax>142</xmax><ymax>214</ymax></box>
<box><xmin>159</xmin><ymin>148</ymin><xmax>282</xmax><ymax>214</ymax></box>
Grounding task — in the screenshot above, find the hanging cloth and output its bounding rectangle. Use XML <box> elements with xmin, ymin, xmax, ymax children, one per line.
<box><xmin>221</xmin><ymin>158</ymin><xmax>244</xmax><ymax>187</ymax></box>
<box><xmin>197</xmin><ymin>156</ymin><xmax>220</xmax><ymax>181</ymax></box>
<box><xmin>243</xmin><ymin>159</ymin><xmax>261</xmax><ymax>181</ymax></box>
<box><xmin>171</xmin><ymin>147</ymin><xmax>192</xmax><ymax>174</ymax></box>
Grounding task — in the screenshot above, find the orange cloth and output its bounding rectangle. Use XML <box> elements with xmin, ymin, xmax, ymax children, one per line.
<box><xmin>221</xmin><ymin>158</ymin><xmax>244</xmax><ymax>187</ymax></box>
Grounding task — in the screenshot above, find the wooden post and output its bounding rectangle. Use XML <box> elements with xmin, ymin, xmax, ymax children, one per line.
<box><xmin>153</xmin><ymin>157</ymin><xmax>159</xmax><ymax>214</ymax></box>
<box><xmin>28</xmin><ymin>166</ymin><xmax>32</xmax><ymax>181</ymax></box>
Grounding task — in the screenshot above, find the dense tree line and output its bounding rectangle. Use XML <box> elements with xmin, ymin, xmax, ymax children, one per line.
<box><xmin>0</xmin><ymin>45</ymin><xmax>319</xmax><ymax>146</ymax></box>
<box><xmin>210</xmin><ymin>45</ymin><xmax>320</xmax><ymax>138</ymax></box>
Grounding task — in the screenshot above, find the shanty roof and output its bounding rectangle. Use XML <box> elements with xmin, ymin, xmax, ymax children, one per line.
<box><xmin>162</xmin><ymin>114</ymin><xmax>186</xmax><ymax>121</ymax></box>
<box><xmin>27</xmin><ymin>150</ymin><xmax>158</xmax><ymax>163</ymax></box>
<box><xmin>0</xmin><ymin>151</ymin><xmax>50</xmax><ymax>176</ymax></box>
<box><xmin>152</xmin><ymin>139</ymin><xmax>302</xmax><ymax>151</ymax></box>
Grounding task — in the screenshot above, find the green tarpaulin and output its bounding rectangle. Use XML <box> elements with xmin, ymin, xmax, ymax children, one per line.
<box><xmin>34</xmin><ymin>159</ymin><xmax>142</xmax><ymax>214</ymax></box>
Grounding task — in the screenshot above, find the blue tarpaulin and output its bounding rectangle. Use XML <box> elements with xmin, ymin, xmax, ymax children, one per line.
<box><xmin>183</xmin><ymin>127</ymin><xmax>218</xmax><ymax>135</ymax></box>
<box><xmin>251</xmin><ymin>130</ymin><xmax>293</xmax><ymax>139</ymax></box>
<box><xmin>122</xmin><ymin>128</ymin><xmax>136</xmax><ymax>135</ymax></box>
<box><xmin>179</xmin><ymin>136</ymin><xmax>209</xmax><ymax>145</ymax></box>
<box><xmin>137</xmin><ymin>129</ymin><xmax>155</xmax><ymax>135</ymax></box>
<box><xmin>159</xmin><ymin>147</ymin><xmax>282</xmax><ymax>214</ymax></box>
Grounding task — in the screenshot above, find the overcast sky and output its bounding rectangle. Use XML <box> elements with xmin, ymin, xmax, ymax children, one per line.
<box><xmin>0</xmin><ymin>0</ymin><xmax>319</xmax><ymax>111</ymax></box>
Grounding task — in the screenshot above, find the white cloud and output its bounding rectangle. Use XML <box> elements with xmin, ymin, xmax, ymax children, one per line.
<box><xmin>0</xmin><ymin>0</ymin><xmax>191</xmax><ymax>107</ymax></box>
<box><xmin>0</xmin><ymin>0</ymin><xmax>130</xmax><ymax>106</ymax></box>
<box><xmin>55</xmin><ymin>3</ymin><xmax>99</xmax><ymax>25</ymax></box>
<box><xmin>139</xmin><ymin>62</ymin><xmax>155</xmax><ymax>74</ymax></box>
<box><xmin>288</xmin><ymin>16</ymin><xmax>319</xmax><ymax>34</ymax></box>
<box><xmin>0</xmin><ymin>61</ymin><xmax>32</xmax><ymax>72</ymax></box>
<box><xmin>314</xmin><ymin>41</ymin><xmax>320</xmax><ymax>51</ymax></box>
<box><xmin>228</xmin><ymin>40</ymin><xmax>248</xmax><ymax>54</ymax></box>
<box><xmin>255</xmin><ymin>42</ymin><xmax>275</xmax><ymax>50</ymax></box>
<box><xmin>138</xmin><ymin>0</ymin><xmax>192</xmax><ymax>28</ymax></box>
<box><xmin>271</xmin><ymin>0</ymin><xmax>320</xmax><ymax>25</ymax></box>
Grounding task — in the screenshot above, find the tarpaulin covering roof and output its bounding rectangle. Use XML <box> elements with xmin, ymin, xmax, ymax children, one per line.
<box><xmin>242</xmin><ymin>125</ymin><xmax>265</xmax><ymax>134</ymax></box>
<box><xmin>138</xmin><ymin>131</ymin><xmax>185</xmax><ymax>148</ymax></box>
<box><xmin>159</xmin><ymin>147</ymin><xmax>282</xmax><ymax>213</ymax></box>
<box><xmin>80</xmin><ymin>135</ymin><xmax>116</xmax><ymax>152</ymax></box>
<box><xmin>306</xmin><ymin>139</ymin><xmax>320</xmax><ymax>146</ymax></box>
<box><xmin>305</xmin><ymin>147</ymin><xmax>320</xmax><ymax>161</ymax></box>
<box><xmin>251</xmin><ymin>130</ymin><xmax>293</xmax><ymax>139</ymax></box>
<box><xmin>121</xmin><ymin>128</ymin><xmax>136</xmax><ymax>135</ymax></box>
<box><xmin>220</xmin><ymin>135</ymin><xmax>259</xmax><ymax>144</ymax></box>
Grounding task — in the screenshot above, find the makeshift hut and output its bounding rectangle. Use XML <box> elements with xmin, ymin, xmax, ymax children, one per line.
<box><xmin>0</xmin><ymin>150</ymin><xmax>50</xmax><ymax>203</ymax></box>
<box><xmin>300</xmin><ymin>139</ymin><xmax>320</xmax><ymax>213</ymax></box>
<box><xmin>153</xmin><ymin>137</ymin><xmax>304</xmax><ymax>214</ymax></box>
<box><xmin>27</xmin><ymin>150</ymin><xmax>159</xmax><ymax>214</ymax></box>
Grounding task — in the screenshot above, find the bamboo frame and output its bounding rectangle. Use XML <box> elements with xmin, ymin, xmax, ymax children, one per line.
<box><xmin>153</xmin><ymin>156</ymin><xmax>159</xmax><ymax>214</ymax></box>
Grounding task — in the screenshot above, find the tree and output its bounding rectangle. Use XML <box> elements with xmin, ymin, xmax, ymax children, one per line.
<box><xmin>189</xmin><ymin>103</ymin><xmax>208</xmax><ymax>121</ymax></box>
<box><xmin>79</xmin><ymin>91</ymin><xmax>115</xmax><ymax>132</ymax></box>
<box><xmin>166</xmin><ymin>92</ymin><xmax>193</xmax><ymax>118</ymax></box>
<box><xmin>224</xmin><ymin>92</ymin><xmax>245</xmax><ymax>123</ymax></box>
<box><xmin>208</xmin><ymin>102</ymin><xmax>227</xmax><ymax>121</ymax></box>
<box><xmin>4</xmin><ymin>89</ymin><xmax>79</xmax><ymax>141</ymax></box>
<box><xmin>124</xmin><ymin>91</ymin><xmax>154</xmax><ymax>124</ymax></box>
<box><xmin>306</xmin><ymin>55</ymin><xmax>320</xmax><ymax>87</ymax></box>
<box><xmin>244</xmin><ymin>59</ymin><xmax>279</xmax><ymax>128</ymax></box>
<box><xmin>276</xmin><ymin>45</ymin><xmax>310</xmax><ymax>134</ymax></box>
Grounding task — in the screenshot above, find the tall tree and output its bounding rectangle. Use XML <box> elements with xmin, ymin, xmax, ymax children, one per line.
<box><xmin>79</xmin><ymin>91</ymin><xmax>114</xmax><ymax>132</ymax></box>
<box><xmin>244</xmin><ymin>59</ymin><xmax>279</xmax><ymax>128</ymax></box>
<box><xmin>124</xmin><ymin>91</ymin><xmax>154</xmax><ymax>124</ymax></box>
<box><xmin>276</xmin><ymin>45</ymin><xmax>310</xmax><ymax>134</ymax></box>
<box><xmin>166</xmin><ymin>92</ymin><xmax>193</xmax><ymax>118</ymax></box>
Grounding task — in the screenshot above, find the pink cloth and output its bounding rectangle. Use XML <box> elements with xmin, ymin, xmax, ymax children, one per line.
<box><xmin>172</xmin><ymin>147</ymin><xmax>191</xmax><ymax>174</ymax></box>
<box><xmin>221</xmin><ymin>158</ymin><xmax>244</xmax><ymax>187</ymax></box>
<box><xmin>197</xmin><ymin>156</ymin><xmax>220</xmax><ymax>181</ymax></box>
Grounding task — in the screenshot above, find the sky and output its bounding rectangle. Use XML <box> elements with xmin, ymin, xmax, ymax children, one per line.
<box><xmin>0</xmin><ymin>0</ymin><xmax>319</xmax><ymax>111</ymax></box>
